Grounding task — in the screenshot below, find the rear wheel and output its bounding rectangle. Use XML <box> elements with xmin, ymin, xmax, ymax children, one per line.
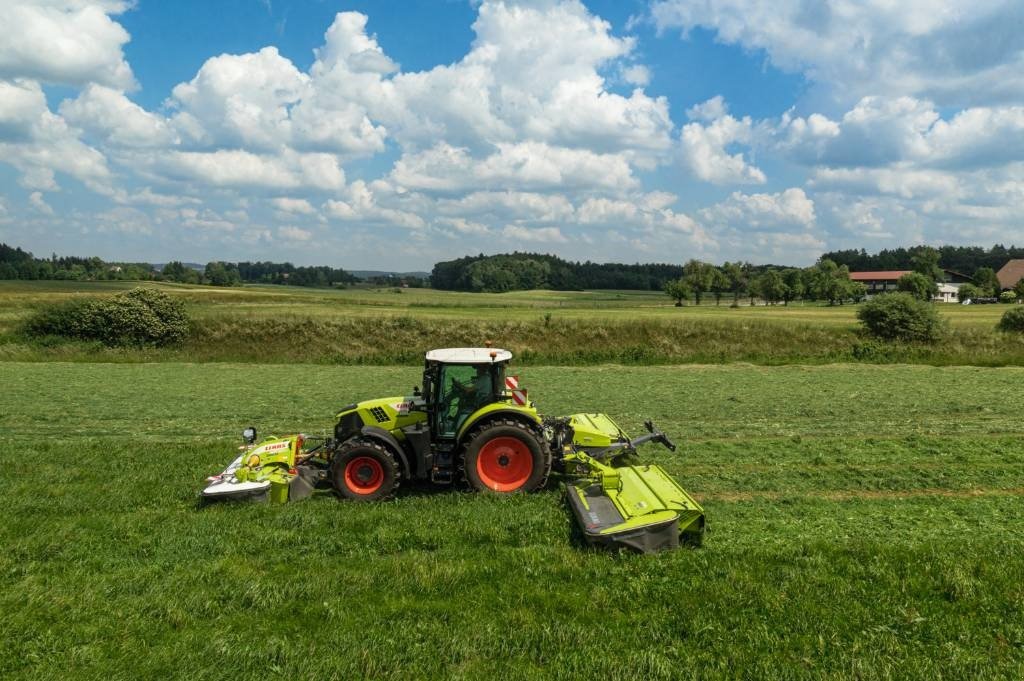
<box><xmin>463</xmin><ymin>418</ymin><xmax>550</xmax><ymax>493</ymax></box>
<box><xmin>330</xmin><ymin>438</ymin><xmax>399</xmax><ymax>501</ymax></box>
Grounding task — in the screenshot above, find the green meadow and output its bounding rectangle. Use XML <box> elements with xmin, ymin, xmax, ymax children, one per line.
<box><xmin>1</xmin><ymin>281</ymin><xmax>1022</xmax><ymax>365</ymax></box>
<box><xmin>2</xmin><ymin>282</ymin><xmax>1024</xmax><ymax>678</ymax></box>
<box><xmin>2</xmin><ymin>362</ymin><xmax>1024</xmax><ymax>679</ymax></box>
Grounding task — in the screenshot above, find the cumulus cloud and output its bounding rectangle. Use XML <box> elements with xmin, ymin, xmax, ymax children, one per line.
<box><xmin>502</xmin><ymin>225</ymin><xmax>568</xmax><ymax>243</ymax></box>
<box><xmin>0</xmin><ymin>1</ymin><xmax>134</xmax><ymax>89</ymax></box>
<box><xmin>271</xmin><ymin>197</ymin><xmax>316</xmax><ymax>215</ymax></box>
<box><xmin>61</xmin><ymin>84</ymin><xmax>177</xmax><ymax>147</ymax></box>
<box><xmin>651</xmin><ymin>0</ymin><xmax>1024</xmax><ymax>107</ymax></box>
<box><xmin>391</xmin><ymin>141</ymin><xmax>637</xmax><ymax>193</ymax></box>
<box><xmin>156</xmin><ymin>149</ymin><xmax>345</xmax><ymax>191</ymax></box>
<box><xmin>680</xmin><ymin>96</ymin><xmax>765</xmax><ymax>184</ymax></box>
<box><xmin>279</xmin><ymin>225</ymin><xmax>313</xmax><ymax>242</ymax></box>
<box><xmin>0</xmin><ymin>79</ymin><xmax>112</xmax><ymax>193</ymax></box>
<box><xmin>700</xmin><ymin>188</ymin><xmax>815</xmax><ymax>231</ymax></box>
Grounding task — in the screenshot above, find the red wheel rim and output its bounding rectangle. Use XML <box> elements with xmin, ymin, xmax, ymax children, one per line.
<box><xmin>476</xmin><ymin>437</ymin><xmax>533</xmax><ymax>492</ymax></box>
<box><xmin>344</xmin><ymin>456</ymin><xmax>384</xmax><ymax>494</ymax></box>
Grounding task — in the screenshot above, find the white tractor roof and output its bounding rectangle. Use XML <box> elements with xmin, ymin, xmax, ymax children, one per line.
<box><xmin>425</xmin><ymin>347</ymin><xmax>513</xmax><ymax>364</ymax></box>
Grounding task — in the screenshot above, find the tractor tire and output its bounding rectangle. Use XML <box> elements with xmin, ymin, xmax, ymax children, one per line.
<box><xmin>330</xmin><ymin>438</ymin><xmax>400</xmax><ymax>501</ymax></box>
<box><xmin>462</xmin><ymin>418</ymin><xmax>551</xmax><ymax>493</ymax></box>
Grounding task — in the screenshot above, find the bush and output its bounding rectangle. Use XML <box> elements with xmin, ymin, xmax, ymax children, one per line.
<box><xmin>999</xmin><ymin>291</ymin><xmax>1017</xmax><ymax>304</ymax></box>
<box><xmin>856</xmin><ymin>293</ymin><xmax>945</xmax><ymax>342</ymax></box>
<box><xmin>23</xmin><ymin>287</ymin><xmax>190</xmax><ymax>346</ymax></box>
<box><xmin>997</xmin><ymin>306</ymin><xmax>1024</xmax><ymax>333</ymax></box>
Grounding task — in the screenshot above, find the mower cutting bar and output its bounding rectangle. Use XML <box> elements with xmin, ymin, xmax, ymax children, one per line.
<box><xmin>566</xmin><ymin>462</ymin><xmax>704</xmax><ymax>553</ymax></box>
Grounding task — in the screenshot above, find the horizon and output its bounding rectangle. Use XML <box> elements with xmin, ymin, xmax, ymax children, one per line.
<box><xmin>2</xmin><ymin>1</ymin><xmax>1023</xmax><ymax>270</ymax></box>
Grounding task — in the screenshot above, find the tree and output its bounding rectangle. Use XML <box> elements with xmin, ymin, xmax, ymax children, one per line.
<box><xmin>897</xmin><ymin>272</ymin><xmax>938</xmax><ymax>301</ymax></box>
<box><xmin>957</xmin><ymin>283</ymin><xmax>981</xmax><ymax>302</ymax></box>
<box><xmin>910</xmin><ymin>246</ymin><xmax>944</xmax><ymax>282</ymax></box>
<box><xmin>973</xmin><ymin>267</ymin><xmax>1001</xmax><ymax>296</ymax></box>
<box><xmin>809</xmin><ymin>259</ymin><xmax>853</xmax><ymax>305</ymax></box>
<box><xmin>204</xmin><ymin>261</ymin><xmax>241</xmax><ymax>286</ymax></box>
<box><xmin>681</xmin><ymin>259</ymin><xmax>716</xmax><ymax>305</ymax></box>
<box><xmin>781</xmin><ymin>268</ymin><xmax>805</xmax><ymax>305</ymax></box>
<box><xmin>664</xmin><ymin>278</ymin><xmax>692</xmax><ymax>306</ymax></box>
<box><xmin>710</xmin><ymin>268</ymin><xmax>729</xmax><ymax>306</ymax></box>
<box><xmin>755</xmin><ymin>270</ymin><xmax>787</xmax><ymax>305</ymax></box>
<box><xmin>1013</xmin><ymin>278</ymin><xmax>1024</xmax><ymax>299</ymax></box>
<box><xmin>722</xmin><ymin>262</ymin><xmax>747</xmax><ymax>306</ymax></box>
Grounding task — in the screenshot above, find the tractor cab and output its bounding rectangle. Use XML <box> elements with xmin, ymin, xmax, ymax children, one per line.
<box><xmin>423</xmin><ymin>347</ymin><xmax>512</xmax><ymax>438</ymax></box>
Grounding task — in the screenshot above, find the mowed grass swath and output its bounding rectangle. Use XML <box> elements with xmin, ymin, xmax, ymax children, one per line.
<box><xmin>2</xmin><ymin>362</ymin><xmax>1024</xmax><ymax>678</ymax></box>
<box><xmin>3</xmin><ymin>281</ymin><xmax>1024</xmax><ymax>366</ymax></box>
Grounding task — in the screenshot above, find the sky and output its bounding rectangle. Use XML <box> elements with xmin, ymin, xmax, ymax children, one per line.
<box><xmin>1</xmin><ymin>1</ymin><xmax>1023</xmax><ymax>270</ymax></box>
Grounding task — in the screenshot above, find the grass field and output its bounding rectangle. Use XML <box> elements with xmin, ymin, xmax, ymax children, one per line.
<box><xmin>2</xmin><ymin>281</ymin><xmax>1024</xmax><ymax>366</ymax></box>
<box><xmin>2</xmin><ymin>362</ymin><xmax>1024</xmax><ymax>679</ymax></box>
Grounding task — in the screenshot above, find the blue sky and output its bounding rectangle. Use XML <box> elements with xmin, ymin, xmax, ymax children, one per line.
<box><xmin>1</xmin><ymin>1</ymin><xmax>1023</xmax><ymax>270</ymax></box>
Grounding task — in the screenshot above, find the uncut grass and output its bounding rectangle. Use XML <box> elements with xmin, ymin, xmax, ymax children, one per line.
<box><xmin>4</xmin><ymin>280</ymin><xmax>1024</xmax><ymax>367</ymax></box>
<box><xmin>3</xmin><ymin>362</ymin><xmax>1024</xmax><ymax>678</ymax></box>
<box><xmin>4</xmin><ymin>314</ymin><xmax>1024</xmax><ymax>367</ymax></box>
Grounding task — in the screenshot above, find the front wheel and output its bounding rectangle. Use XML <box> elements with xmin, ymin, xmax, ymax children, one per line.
<box><xmin>462</xmin><ymin>419</ymin><xmax>550</xmax><ymax>493</ymax></box>
<box><xmin>330</xmin><ymin>439</ymin><xmax>400</xmax><ymax>501</ymax></box>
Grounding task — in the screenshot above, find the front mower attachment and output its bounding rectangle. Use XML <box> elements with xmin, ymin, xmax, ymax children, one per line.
<box><xmin>565</xmin><ymin>455</ymin><xmax>704</xmax><ymax>553</ymax></box>
<box><xmin>202</xmin><ymin>433</ymin><xmax>318</xmax><ymax>504</ymax></box>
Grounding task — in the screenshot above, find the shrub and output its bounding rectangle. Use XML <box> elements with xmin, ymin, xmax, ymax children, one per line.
<box><xmin>23</xmin><ymin>287</ymin><xmax>190</xmax><ymax>346</ymax></box>
<box><xmin>997</xmin><ymin>306</ymin><xmax>1024</xmax><ymax>333</ymax></box>
<box><xmin>999</xmin><ymin>291</ymin><xmax>1017</xmax><ymax>304</ymax></box>
<box><xmin>856</xmin><ymin>293</ymin><xmax>945</xmax><ymax>342</ymax></box>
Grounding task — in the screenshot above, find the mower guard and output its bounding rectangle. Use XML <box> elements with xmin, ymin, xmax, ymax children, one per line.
<box><xmin>201</xmin><ymin>434</ymin><xmax>313</xmax><ymax>504</ymax></box>
<box><xmin>566</xmin><ymin>461</ymin><xmax>704</xmax><ymax>553</ymax></box>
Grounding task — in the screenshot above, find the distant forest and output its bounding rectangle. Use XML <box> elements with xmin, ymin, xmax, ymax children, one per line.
<box><xmin>0</xmin><ymin>243</ymin><xmax>360</xmax><ymax>288</ymax></box>
<box><xmin>431</xmin><ymin>253</ymin><xmax>686</xmax><ymax>292</ymax></box>
<box><xmin>4</xmin><ymin>241</ymin><xmax>1023</xmax><ymax>292</ymax></box>
<box><xmin>822</xmin><ymin>245</ymin><xmax>1024</xmax><ymax>274</ymax></box>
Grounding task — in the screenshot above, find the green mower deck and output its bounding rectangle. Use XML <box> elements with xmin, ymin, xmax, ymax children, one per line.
<box><xmin>566</xmin><ymin>463</ymin><xmax>705</xmax><ymax>553</ymax></box>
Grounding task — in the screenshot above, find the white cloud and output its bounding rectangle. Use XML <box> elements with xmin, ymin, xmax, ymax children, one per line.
<box><xmin>680</xmin><ymin>98</ymin><xmax>765</xmax><ymax>184</ymax></box>
<box><xmin>502</xmin><ymin>225</ymin><xmax>567</xmax><ymax>243</ymax></box>
<box><xmin>651</xmin><ymin>0</ymin><xmax>1024</xmax><ymax>107</ymax></box>
<box><xmin>279</xmin><ymin>225</ymin><xmax>313</xmax><ymax>242</ymax></box>
<box><xmin>700</xmin><ymin>188</ymin><xmax>816</xmax><ymax>231</ymax></box>
<box><xmin>29</xmin><ymin>191</ymin><xmax>54</xmax><ymax>215</ymax></box>
<box><xmin>0</xmin><ymin>1</ymin><xmax>134</xmax><ymax>89</ymax></box>
<box><xmin>61</xmin><ymin>84</ymin><xmax>177</xmax><ymax>147</ymax></box>
<box><xmin>271</xmin><ymin>197</ymin><xmax>316</xmax><ymax>215</ymax></box>
<box><xmin>0</xmin><ymin>78</ymin><xmax>112</xmax><ymax>193</ymax></box>
<box><xmin>156</xmin><ymin>149</ymin><xmax>345</xmax><ymax>191</ymax></box>
<box><xmin>391</xmin><ymin>141</ymin><xmax>637</xmax><ymax>193</ymax></box>
<box><xmin>437</xmin><ymin>190</ymin><xmax>575</xmax><ymax>222</ymax></box>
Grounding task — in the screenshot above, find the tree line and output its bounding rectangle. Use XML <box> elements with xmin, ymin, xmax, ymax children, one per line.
<box><xmin>430</xmin><ymin>253</ymin><xmax>685</xmax><ymax>292</ymax></box>
<box><xmin>663</xmin><ymin>259</ymin><xmax>867</xmax><ymax>306</ymax></box>
<box><xmin>823</xmin><ymin>244</ymin><xmax>1024</xmax><ymax>275</ymax></box>
<box><xmin>0</xmin><ymin>243</ymin><xmax>358</xmax><ymax>288</ymax></box>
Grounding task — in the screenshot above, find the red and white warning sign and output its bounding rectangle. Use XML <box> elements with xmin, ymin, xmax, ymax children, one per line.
<box><xmin>505</xmin><ymin>375</ymin><xmax>519</xmax><ymax>390</ymax></box>
<box><xmin>511</xmin><ymin>388</ymin><xmax>528</xmax><ymax>405</ymax></box>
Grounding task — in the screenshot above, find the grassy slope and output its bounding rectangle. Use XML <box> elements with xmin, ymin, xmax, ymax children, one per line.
<box><xmin>2</xmin><ymin>363</ymin><xmax>1023</xmax><ymax>679</ymax></box>
<box><xmin>2</xmin><ymin>281</ymin><xmax>1024</xmax><ymax>366</ymax></box>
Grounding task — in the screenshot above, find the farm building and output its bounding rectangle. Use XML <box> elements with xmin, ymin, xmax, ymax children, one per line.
<box><xmin>849</xmin><ymin>271</ymin><xmax>911</xmax><ymax>295</ymax></box>
<box><xmin>849</xmin><ymin>269</ymin><xmax>973</xmax><ymax>302</ymax></box>
<box><xmin>997</xmin><ymin>260</ymin><xmax>1024</xmax><ymax>290</ymax></box>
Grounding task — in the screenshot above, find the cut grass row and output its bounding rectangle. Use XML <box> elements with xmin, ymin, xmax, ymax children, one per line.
<box><xmin>2</xmin><ymin>362</ymin><xmax>1024</xmax><ymax>678</ymax></box>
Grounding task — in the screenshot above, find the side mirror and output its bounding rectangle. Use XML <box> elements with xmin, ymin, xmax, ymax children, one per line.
<box><xmin>242</xmin><ymin>426</ymin><xmax>257</xmax><ymax>444</ymax></box>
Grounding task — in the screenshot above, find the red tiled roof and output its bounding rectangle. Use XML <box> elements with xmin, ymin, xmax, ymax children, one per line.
<box><xmin>849</xmin><ymin>270</ymin><xmax>912</xmax><ymax>281</ymax></box>
<box><xmin>997</xmin><ymin>260</ymin><xmax>1024</xmax><ymax>289</ymax></box>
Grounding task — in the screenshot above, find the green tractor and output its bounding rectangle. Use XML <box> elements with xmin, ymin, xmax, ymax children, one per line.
<box><xmin>202</xmin><ymin>347</ymin><xmax>704</xmax><ymax>552</ymax></box>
